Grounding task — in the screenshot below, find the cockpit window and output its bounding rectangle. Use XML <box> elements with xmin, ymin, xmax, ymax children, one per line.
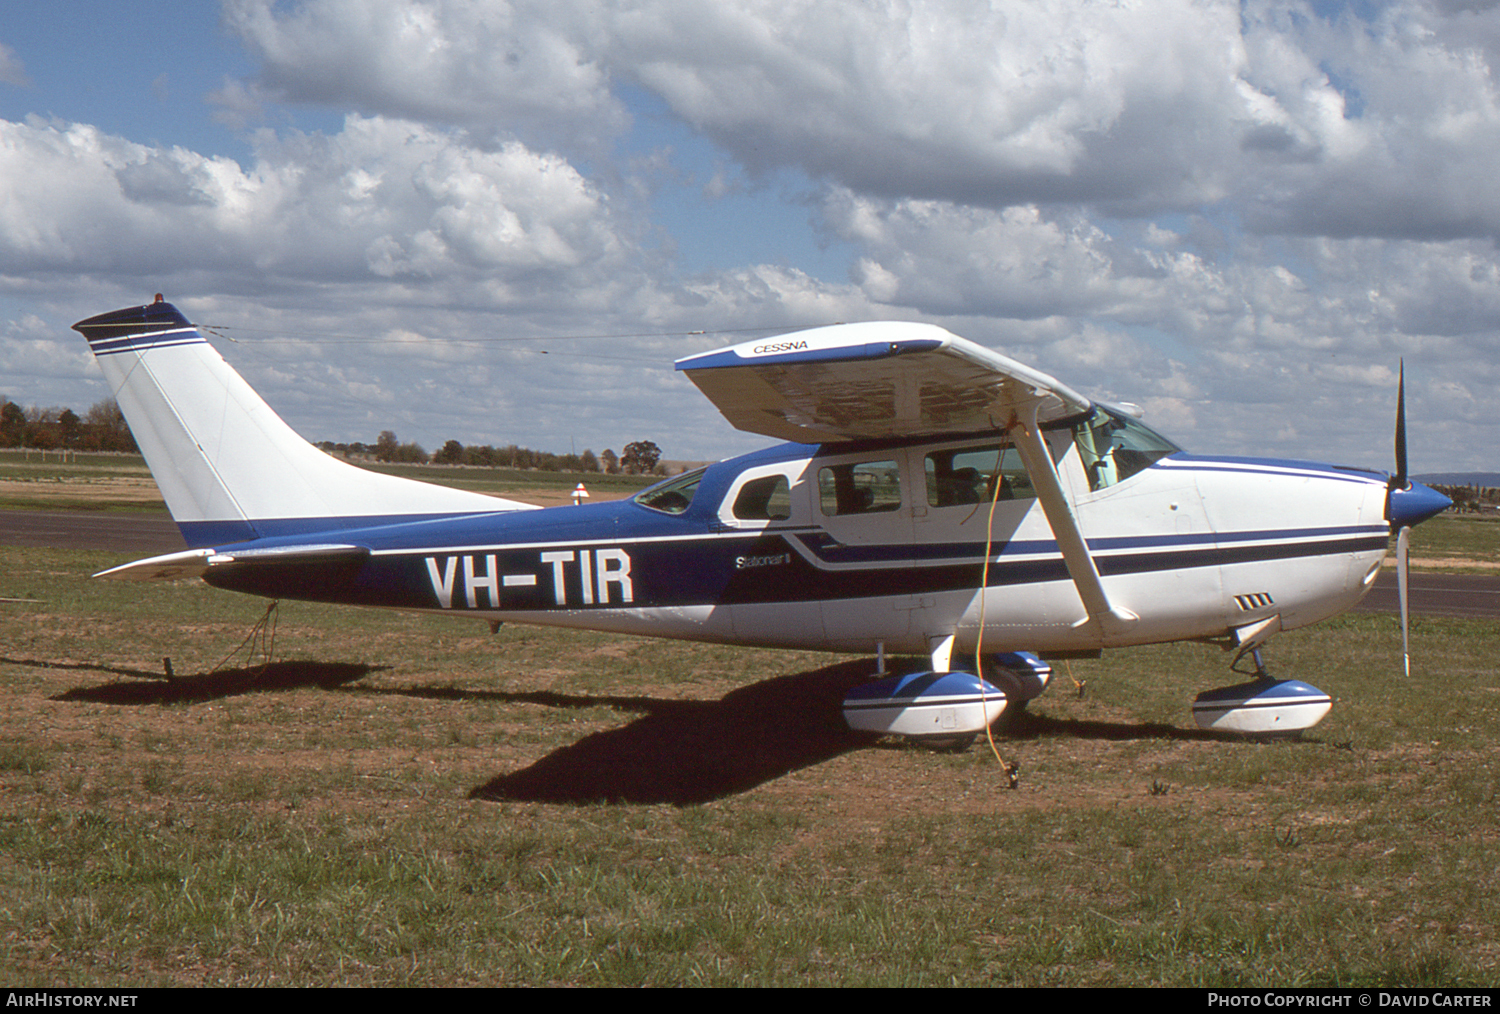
<box><xmin>635</xmin><ymin>468</ymin><xmax>704</xmax><ymax>515</ymax></box>
<box><xmin>1073</xmin><ymin>406</ymin><xmax>1180</xmax><ymax>491</ymax></box>
<box><xmin>925</xmin><ymin>444</ymin><xmax>1035</xmax><ymax>507</ymax></box>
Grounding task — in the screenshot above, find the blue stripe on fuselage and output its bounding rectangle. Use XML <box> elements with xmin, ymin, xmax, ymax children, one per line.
<box><xmin>1158</xmin><ymin>454</ymin><xmax>1389</xmax><ymax>485</ymax></box>
<box><xmin>187</xmin><ymin>444</ymin><xmax>1391</xmax><ymax>612</ymax></box>
<box><xmin>194</xmin><ymin>501</ymin><xmax>1387</xmax><ymax>613</ymax></box>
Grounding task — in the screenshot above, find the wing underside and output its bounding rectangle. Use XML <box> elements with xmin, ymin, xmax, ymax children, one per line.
<box><xmin>675</xmin><ymin>322</ymin><xmax>1091</xmax><ymax>444</ymax></box>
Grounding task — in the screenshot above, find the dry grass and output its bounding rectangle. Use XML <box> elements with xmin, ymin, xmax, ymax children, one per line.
<box><xmin>2</xmin><ymin>454</ymin><xmax>1496</xmax><ymax>984</ymax></box>
<box><xmin>1</xmin><ymin>541</ymin><xmax>1498</xmax><ymax>986</ymax></box>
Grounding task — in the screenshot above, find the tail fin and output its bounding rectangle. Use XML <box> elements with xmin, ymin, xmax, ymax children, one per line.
<box><xmin>74</xmin><ymin>298</ymin><xmax>535</xmax><ymax>548</ymax></box>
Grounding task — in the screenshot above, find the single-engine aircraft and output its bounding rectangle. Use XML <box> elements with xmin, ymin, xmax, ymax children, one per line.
<box><xmin>73</xmin><ymin>297</ymin><xmax>1451</xmax><ymax>745</ymax></box>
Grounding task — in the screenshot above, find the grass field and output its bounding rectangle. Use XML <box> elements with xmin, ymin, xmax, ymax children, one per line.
<box><xmin>2</xmin><ymin>535</ymin><xmax>1498</xmax><ymax>986</ymax></box>
<box><xmin>0</xmin><ymin>450</ymin><xmax>164</xmax><ymax>512</ymax></box>
<box><xmin>1398</xmin><ymin>513</ymin><xmax>1500</xmax><ymax>570</ymax></box>
<box><xmin>2</xmin><ymin>456</ymin><xmax>1498</xmax><ymax>985</ymax></box>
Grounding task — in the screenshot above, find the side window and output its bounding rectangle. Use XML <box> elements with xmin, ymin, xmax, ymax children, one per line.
<box><xmin>819</xmin><ymin>460</ymin><xmax>901</xmax><ymax>516</ymax></box>
<box><xmin>925</xmin><ymin>445</ymin><xmax>1035</xmax><ymax>507</ymax></box>
<box><xmin>732</xmin><ymin>475</ymin><xmax>792</xmax><ymax>521</ymax></box>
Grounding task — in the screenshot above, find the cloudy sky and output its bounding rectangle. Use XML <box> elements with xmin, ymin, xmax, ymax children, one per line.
<box><xmin>3</xmin><ymin>0</ymin><xmax>1499</xmax><ymax>471</ymax></box>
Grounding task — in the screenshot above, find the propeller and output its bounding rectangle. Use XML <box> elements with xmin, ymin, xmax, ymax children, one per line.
<box><xmin>1382</xmin><ymin>365</ymin><xmax>1455</xmax><ymax>677</ymax></box>
<box><xmin>1391</xmin><ymin>360</ymin><xmax>1407</xmax><ymax>493</ymax></box>
<box><xmin>1385</xmin><ymin>367</ymin><xmax>1452</xmax><ymax>540</ymax></box>
<box><xmin>1397</xmin><ymin>525</ymin><xmax>1411</xmax><ymax>679</ymax></box>
<box><xmin>1389</xmin><ymin>361</ymin><xmax>1412</xmax><ymax>678</ymax></box>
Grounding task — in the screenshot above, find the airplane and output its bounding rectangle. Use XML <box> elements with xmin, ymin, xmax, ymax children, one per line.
<box><xmin>72</xmin><ymin>296</ymin><xmax>1452</xmax><ymax>747</ymax></box>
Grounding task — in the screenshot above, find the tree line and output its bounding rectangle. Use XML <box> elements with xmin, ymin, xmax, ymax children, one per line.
<box><xmin>0</xmin><ymin>398</ymin><xmax>137</xmax><ymax>453</ymax></box>
<box><xmin>1430</xmin><ymin>483</ymin><xmax>1499</xmax><ymax>514</ymax></box>
<box><xmin>1</xmin><ymin>394</ymin><xmax>666</xmax><ymax>477</ymax></box>
<box><xmin>318</xmin><ymin>433</ymin><xmax>666</xmax><ymax>475</ymax></box>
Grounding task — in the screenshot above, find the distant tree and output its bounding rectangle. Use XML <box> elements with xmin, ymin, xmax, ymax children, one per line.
<box><xmin>83</xmin><ymin>398</ymin><xmax>135</xmax><ymax>452</ymax></box>
<box><xmin>620</xmin><ymin>440</ymin><xmax>661</xmax><ymax>475</ymax></box>
<box><xmin>26</xmin><ymin>423</ymin><xmax>59</xmax><ymax>450</ymax></box>
<box><xmin>0</xmin><ymin>401</ymin><xmax>23</xmax><ymax>448</ymax></box>
<box><xmin>580</xmin><ymin>449</ymin><xmax>599</xmax><ymax>473</ymax></box>
<box><xmin>599</xmin><ymin>449</ymin><xmax>618</xmax><ymax>474</ymax></box>
<box><xmin>375</xmin><ymin>430</ymin><xmax>399</xmax><ymax>462</ymax></box>
<box><xmin>58</xmin><ymin>408</ymin><xmax>81</xmax><ymax>447</ymax></box>
<box><xmin>395</xmin><ymin>440</ymin><xmax>428</xmax><ymax>464</ymax></box>
<box><xmin>434</xmin><ymin>439</ymin><xmax>464</xmax><ymax>465</ymax></box>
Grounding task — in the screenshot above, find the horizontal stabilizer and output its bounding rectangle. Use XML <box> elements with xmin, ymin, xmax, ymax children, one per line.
<box><xmin>94</xmin><ymin>549</ymin><xmax>216</xmax><ymax>582</ymax></box>
<box><xmin>95</xmin><ymin>543</ymin><xmax>369</xmax><ymax>582</ymax></box>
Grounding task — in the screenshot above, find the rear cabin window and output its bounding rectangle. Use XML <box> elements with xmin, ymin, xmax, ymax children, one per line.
<box><xmin>731</xmin><ymin>475</ymin><xmax>792</xmax><ymax>521</ymax></box>
<box><xmin>819</xmin><ymin>460</ymin><xmax>901</xmax><ymax>516</ymax></box>
<box><xmin>925</xmin><ymin>445</ymin><xmax>1036</xmax><ymax>507</ymax></box>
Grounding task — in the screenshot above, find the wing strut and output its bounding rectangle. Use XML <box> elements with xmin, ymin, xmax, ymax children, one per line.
<box><xmin>1008</xmin><ymin>404</ymin><xmax>1137</xmax><ymax>638</ymax></box>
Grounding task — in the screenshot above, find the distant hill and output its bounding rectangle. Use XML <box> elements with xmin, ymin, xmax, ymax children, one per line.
<box><xmin>1416</xmin><ymin>473</ymin><xmax>1500</xmax><ymax>487</ymax></box>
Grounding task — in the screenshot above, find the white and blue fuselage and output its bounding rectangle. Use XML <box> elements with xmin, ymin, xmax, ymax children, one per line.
<box><xmin>182</xmin><ymin>436</ymin><xmax>1400</xmax><ymax>658</ymax></box>
<box><xmin>75</xmin><ymin>301</ymin><xmax>1449</xmax><ymax>671</ymax></box>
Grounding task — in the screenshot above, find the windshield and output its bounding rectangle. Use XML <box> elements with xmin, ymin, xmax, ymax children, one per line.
<box><xmin>1073</xmin><ymin>406</ymin><xmax>1180</xmax><ymax>491</ymax></box>
<box><xmin>634</xmin><ymin>468</ymin><xmax>705</xmax><ymax>515</ymax></box>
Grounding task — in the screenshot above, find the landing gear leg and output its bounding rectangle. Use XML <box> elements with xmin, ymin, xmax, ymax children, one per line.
<box><xmin>1231</xmin><ymin>644</ymin><xmax>1273</xmax><ymax>678</ymax></box>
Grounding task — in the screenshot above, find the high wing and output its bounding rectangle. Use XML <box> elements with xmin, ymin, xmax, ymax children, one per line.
<box><xmin>674</xmin><ymin>321</ymin><xmax>1091</xmax><ymax>444</ymax></box>
<box><xmin>678</xmin><ymin>322</ymin><xmax>1135</xmax><ymax>634</ymax></box>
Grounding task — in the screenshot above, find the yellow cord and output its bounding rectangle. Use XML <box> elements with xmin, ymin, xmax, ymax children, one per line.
<box><xmin>973</xmin><ymin>442</ymin><xmax>1018</xmax><ymax>783</ymax></box>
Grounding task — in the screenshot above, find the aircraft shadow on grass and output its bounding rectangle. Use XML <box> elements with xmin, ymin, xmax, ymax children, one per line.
<box><xmin>35</xmin><ymin>658</ymin><xmax>385</xmax><ymax>705</ymax></box>
<box><xmin>449</xmin><ymin>660</ymin><xmax>1250</xmax><ymax>806</ymax></box>
<box><xmin>26</xmin><ymin>652</ymin><xmax>1258</xmax><ymax>805</ymax></box>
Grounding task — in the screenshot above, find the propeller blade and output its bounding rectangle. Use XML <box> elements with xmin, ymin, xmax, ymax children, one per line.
<box><xmin>1392</xmin><ymin>359</ymin><xmax>1408</xmax><ymax>492</ymax></box>
<box><xmin>1397</xmin><ymin>525</ymin><xmax>1411</xmax><ymax>679</ymax></box>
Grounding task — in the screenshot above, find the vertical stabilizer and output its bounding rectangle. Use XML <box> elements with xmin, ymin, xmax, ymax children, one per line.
<box><xmin>74</xmin><ymin>299</ymin><xmax>534</xmax><ymax>547</ymax></box>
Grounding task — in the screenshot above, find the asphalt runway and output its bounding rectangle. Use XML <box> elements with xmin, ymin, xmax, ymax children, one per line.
<box><xmin>1</xmin><ymin>509</ymin><xmax>185</xmax><ymax>555</ymax></box>
<box><xmin>3</xmin><ymin>510</ymin><xmax>1497</xmax><ymax>619</ymax></box>
<box><xmin>1353</xmin><ymin>570</ymin><xmax>1500</xmax><ymax>620</ymax></box>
